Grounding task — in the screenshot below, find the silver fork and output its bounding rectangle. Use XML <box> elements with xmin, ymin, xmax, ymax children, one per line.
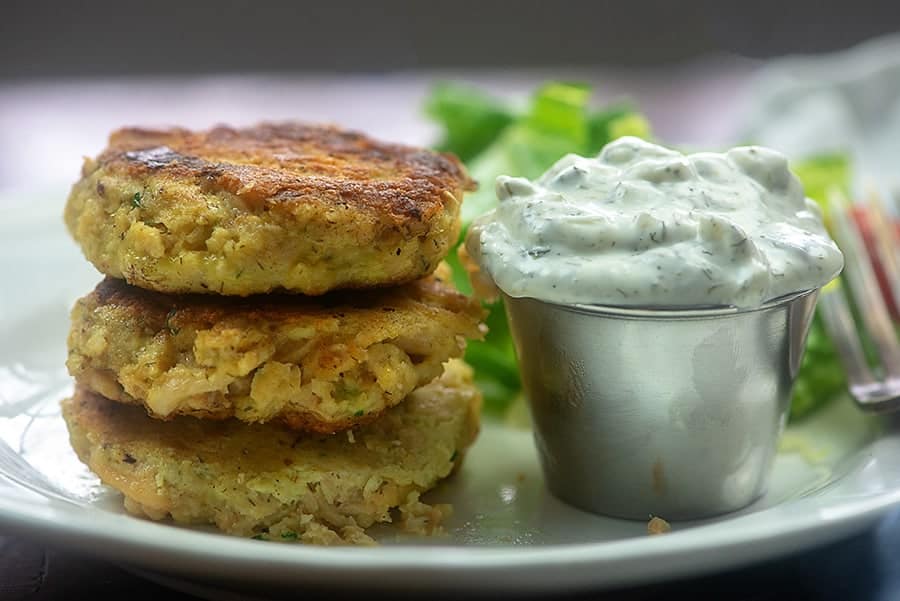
<box><xmin>818</xmin><ymin>187</ymin><xmax>900</xmax><ymax>413</ymax></box>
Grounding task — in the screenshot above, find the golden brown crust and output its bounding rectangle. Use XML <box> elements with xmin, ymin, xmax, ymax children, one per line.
<box><xmin>67</xmin><ymin>270</ymin><xmax>486</xmax><ymax>432</ymax></box>
<box><xmin>100</xmin><ymin>123</ymin><xmax>475</xmax><ymax>216</ymax></box>
<box><xmin>90</xmin><ymin>264</ymin><xmax>481</xmax><ymax>325</ymax></box>
<box><xmin>65</xmin><ymin>122</ymin><xmax>475</xmax><ymax>296</ymax></box>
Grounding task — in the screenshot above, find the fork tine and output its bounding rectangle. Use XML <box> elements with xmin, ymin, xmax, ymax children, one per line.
<box><xmin>828</xmin><ymin>190</ymin><xmax>900</xmax><ymax>378</ymax></box>
<box><xmin>818</xmin><ymin>280</ymin><xmax>877</xmax><ymax>391</ymax></box>
<box><xmin>863</xmin><ymin>185</ymin><xmax>900</xmax><ymax>313</ymax></box>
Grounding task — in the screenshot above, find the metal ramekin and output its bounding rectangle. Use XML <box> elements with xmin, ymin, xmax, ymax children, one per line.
<box><xmin>503</xmin><ymin>289</ymin><xmax>820</xmax><ymax>521</ymax></box>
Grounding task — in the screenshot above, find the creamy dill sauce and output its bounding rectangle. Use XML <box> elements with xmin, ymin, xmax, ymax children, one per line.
<box><xmin>466</xmin><ymin>137</ymin><xmax>843</xmax><ymax>308</ymax></box>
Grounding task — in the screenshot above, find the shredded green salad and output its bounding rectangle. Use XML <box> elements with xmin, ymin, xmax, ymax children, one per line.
<box><xmin>425</xmin><ymin>81</ymin><xmax>850</xmax><ymax>420</ymax></box>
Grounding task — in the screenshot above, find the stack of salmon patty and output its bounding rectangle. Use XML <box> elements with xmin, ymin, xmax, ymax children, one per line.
<box><xmin>61</xmin><ymin>123</ymin><xmax>485</xmax><ymax>545</ymax></box>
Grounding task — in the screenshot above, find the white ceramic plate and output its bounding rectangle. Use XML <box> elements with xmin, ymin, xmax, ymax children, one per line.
<box><xmin>1</xmin><ymin>202</ymin><xmax>899</xmax><ymax>597</ymax></box>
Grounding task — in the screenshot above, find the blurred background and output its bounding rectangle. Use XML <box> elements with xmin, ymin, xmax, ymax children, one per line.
<box><xmin>2</xmin><ymin>0</ymin><xmax>900</xmax><ymax>206</ymax></box>
<box><xmin>5</xmin><ymin>0</ymin><xmax>900</xmax><ymax>75</ymax></box>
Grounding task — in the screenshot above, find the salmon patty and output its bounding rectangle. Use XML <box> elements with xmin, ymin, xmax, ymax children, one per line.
<box><xmin>67</xmin><ymin>267</ymin><xmax>485</xmax><ymax>432</ymax></box>
<box><xmin>62</xmin><ymin>360</ymin><xmax>481</xmax><ymax>545</ymax></box>
<box><xmin>64</xmin><ymin>122</ymin><xmax>474</xmax><ymax>296</ymax></box>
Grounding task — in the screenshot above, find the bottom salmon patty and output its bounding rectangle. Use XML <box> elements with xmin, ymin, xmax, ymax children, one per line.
<box><xmin>61</xmin><ymin>359</ymin><xmax>481</xmax><ymax>545</ymax></box>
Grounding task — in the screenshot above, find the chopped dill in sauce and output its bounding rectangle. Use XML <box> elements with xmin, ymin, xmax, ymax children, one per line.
<box><xmin>466</xmin><ymin>137</ymin><xmax>843</xmax><ymax>308</ymax></box>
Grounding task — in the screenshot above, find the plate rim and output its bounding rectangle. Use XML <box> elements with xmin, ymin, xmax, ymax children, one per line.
<box><xmin>0</xmin><ymin>448</ymin><xmax>896</xmax><ymax>591</ymax></box>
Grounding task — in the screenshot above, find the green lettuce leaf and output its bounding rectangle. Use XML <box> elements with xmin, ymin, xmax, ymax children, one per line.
<box><xmin>791</xmin><ymin>153</ymin><xmax>851</xmax><ymax>210</ymax></box>
<box><xmin>788</xmin><ymin>153</ymin><xmax>852</xmax><ymax>420</ymax></box>
<box><xmin>424</xmin><ymin>83</ymin><xmax>514</xmax><ymax>163</ymax></box>
<box><xmin>426</xmin><ymin>81</ymin><xmax>649</xmax><ymax>414</ymax></box>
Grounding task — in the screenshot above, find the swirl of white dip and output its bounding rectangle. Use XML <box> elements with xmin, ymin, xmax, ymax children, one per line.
<box><xmin>465</xmin><ymin>137</ymin><xmax>844</xmax><ymax>308</ymax></box>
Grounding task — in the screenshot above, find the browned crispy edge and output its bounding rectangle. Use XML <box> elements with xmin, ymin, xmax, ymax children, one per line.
<box><xmin>89</xmin><ymin>268</ymin><xmax>482</xmax><ymax>325</ymax></box>
<box><xmin>79</xmin><ymin>387</ymin><xmax>391</xmax><ymax>435</ymax></box>
<box><xmin>88</xmin><ymin>123</ymin><xmax>476</xmax><ymax>225</ymax></box>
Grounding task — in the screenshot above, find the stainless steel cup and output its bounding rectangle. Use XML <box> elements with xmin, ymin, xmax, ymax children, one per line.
<box><xmin>504</xmin><ymin>289</ymin><xmax>820</xmax><ymax>520</ymax></box>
